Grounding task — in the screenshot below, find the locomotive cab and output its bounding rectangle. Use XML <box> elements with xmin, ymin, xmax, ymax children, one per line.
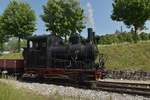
<box><xmin>23</xmin><ymin>34</ymin><xmax>64</xmax><ymax>68</ymax></box>
<box><xmin>24</xmin><ymin>35</ymin><xmax>48</xmax><ymax>67</ymax></box>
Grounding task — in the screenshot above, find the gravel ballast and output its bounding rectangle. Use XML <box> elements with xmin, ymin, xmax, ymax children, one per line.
<box><xmin>0</xmin><ymin>79</ymin><xmax>150</xmax><ymax>100</ymax></box>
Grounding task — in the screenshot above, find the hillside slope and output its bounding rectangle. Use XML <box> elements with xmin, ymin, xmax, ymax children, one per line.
<box><xmin>99</xmin><ymin>41</ymin><xmax>150</xmax><ymax>71</ymax></box>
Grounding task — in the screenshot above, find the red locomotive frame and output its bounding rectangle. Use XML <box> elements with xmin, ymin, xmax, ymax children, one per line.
<box><xmin>0</xmin><ymin>59</ymin><xmax>103</xmax><ymax>81</ymax></box>
<box><xmin>24</xmin><ymin>67</ymin><xmax>103</xmax><ymax>81</ymax></box>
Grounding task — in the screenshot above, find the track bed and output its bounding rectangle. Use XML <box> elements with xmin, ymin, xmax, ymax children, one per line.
<box><xmin>94</xmin><ymin>80</ymin><xmax>150</xmax><ymax>96</ymax></box>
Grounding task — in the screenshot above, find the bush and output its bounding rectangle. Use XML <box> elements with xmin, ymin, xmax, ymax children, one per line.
<box><xmin>98</xmin><ymin>32</ymin><xmax>150</xmax><ymax>45</ymax></box>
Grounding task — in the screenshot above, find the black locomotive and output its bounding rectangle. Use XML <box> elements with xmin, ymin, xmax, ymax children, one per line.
<box><xmin>23</xmin><ymin>28</ymin><xmax>102</xmax><ymax>69</ymax></box>
<box><xmin>22</xmin><ymin>28</ymin><xmax>104</xmax><ymax>81</ymax></box>
<box><xmin>0</xmin><ymin>28</ymin><xmax>104</xmax><ymax>81</ymax></box>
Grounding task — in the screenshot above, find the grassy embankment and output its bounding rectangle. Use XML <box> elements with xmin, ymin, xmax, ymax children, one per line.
<box><xmin>99</xmin><ymin>40</ymin><xmax>150</xmax><ymax>71</ymax></box>
<box><xmin>1</xmin><ymin>40</ymin><xmax>150</xmax><ymax>71</ymax></box>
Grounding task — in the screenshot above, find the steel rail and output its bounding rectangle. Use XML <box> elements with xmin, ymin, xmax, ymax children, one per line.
<box><xmin>92</xmin><ymin>81</ymin><xmax>150</xmax><ymax>96</ymax></box>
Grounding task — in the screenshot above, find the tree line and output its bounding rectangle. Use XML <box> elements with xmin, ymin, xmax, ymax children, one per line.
<box><xmin>95</xmin><ymin>32</ymin><xmax>150</xmax><ymax>45</ymax></box>
<box><xmin>0</xmin><ymin>0</ymin><xmax>85</xmax><ymax>52</ymax></box>
<box><xmin>1</xmin><ymin>0</ymin><xmax>150</xmax><ymax>51</ymax></box>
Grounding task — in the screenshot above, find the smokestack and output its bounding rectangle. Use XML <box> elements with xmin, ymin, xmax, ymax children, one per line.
<box><xmin>93</xmin><ymin>31</ymin><xmax>95</xmax><ymax>43</ymax></box>
<box><xmin>88</xmin><ymin>28</ymin><xmax>94</xmax><ymax>42</ymax></box>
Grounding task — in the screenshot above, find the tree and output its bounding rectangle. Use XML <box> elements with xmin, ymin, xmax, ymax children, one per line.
<box><xmin>139</xmin><ymin>32</ymin><xmax>149</xmax><ymax>40</ymax></box>
<box><xmin>0</xmin><ymin>16</ymin><xmax>8</xmax><ymax>51</ymax></box>
<box><xmin>111</xmin><ymin>0</ymin><xmax>150</xmax><ymax>43</ymax></box>
<box><xmin>4</xmin><ymin>38</ymin><xmax>27</xmax><ymax>51</ymax></box>
<box><xmin>41</xmin><ymin>0</ymin><xmax>85</xmax><ymax>40</ymax></box>
<box><xmin>1</xmin><ymin>1</ymin><xmax>36</xmax><ymax>51</ymax></box>
<box><xmin>125</xmin><ymin>33</ymin><xmax>134</xmax><ymax>43</ymax></box>
<box><xmin>99</xmin><ymin>34</ymin><xmax>116</xmax><ymax>44</ymax></box>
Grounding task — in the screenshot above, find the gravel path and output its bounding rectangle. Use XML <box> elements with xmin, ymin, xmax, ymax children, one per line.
<box><xmin>0</xmin><ymin>79</ymin><xmax>150</xmax><ymax>100</ymax></box>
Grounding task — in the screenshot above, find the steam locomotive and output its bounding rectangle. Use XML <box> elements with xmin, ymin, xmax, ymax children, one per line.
<box><xmin>0</xmin><ymin>28</ymin><xmax>104</xmax><ymax>81</ymax></box>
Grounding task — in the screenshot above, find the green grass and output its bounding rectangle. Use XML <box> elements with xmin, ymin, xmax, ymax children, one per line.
<box><xmin>99</xmin><ymin>40</ymin><xmax>150</xmax><ymax>71</ymax></box>
<box><xmin>0</xmin><ymin>53</ymin><xmax>23</xmax><ymax>59</ymax></box>
<box><xmin>0</xmin><ymin>82</ymin><xmax>49</xmax><ymax>100</ymax></box>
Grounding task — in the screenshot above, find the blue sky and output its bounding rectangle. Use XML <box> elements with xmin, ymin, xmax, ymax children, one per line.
<box><xmin>1</xmin><ymin>0</ymin><xmax>150</xmax><ymax>37</ymax></box>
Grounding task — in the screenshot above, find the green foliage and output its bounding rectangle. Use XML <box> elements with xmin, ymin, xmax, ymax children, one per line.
<box><xmin>1</xmin><ymin>1</ymin><xmax>36</xmax><ymax>51</ymax></box>
<box><xmin>99</xmin><ymin>34</ymin><xmax>119</xmax><ymax>44</ymax></box>
<box><xmin>117</xmin><ymin>32</ymin><xmax>134</xmax><ymax>43</ymax></box>
<box><xmin>41</xmin><ymin>0</ymin><xmax>85</xmax><ymax>38</ymax></box>
<box><xmin>139</xmin><ymin>32</ymin><xmax>149</xmax><ymax>40</ymax></box>
<box><xmin>4</xmin><ymin>38</ymin><xmax>27</xmax><ymax>51</ymax></box>
<box><xmin>124</xmin><ymin>33</ymin><xmax>133</xmax><ymax>42</ymax></box>
<box><xmin>98</xmin><ymin>32</ymin><xmax>150</xmax><ymax>45</ymax></box>
<box><xmin>0</xmin><ymin>16</ymin><xmax>8</xmax><ymax>51</ymax></box>
<box><xmin>111</xmin><ymin>0</ymin><xmax>150</xmax><ymax>42</ymax></box>
<box><xmin>112</xmin><ymin>0</ymin><xmax>150</xmax><ymax>29</ymax></box>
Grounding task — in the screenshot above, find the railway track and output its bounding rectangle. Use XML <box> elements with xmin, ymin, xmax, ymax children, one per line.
<box><xmin>21</xmin><ymin>77</ymin><xmax>150</xmax><ymax>96</ymax></box>
<box><xmin>87</xmin><ymin>80</ymin><xmax>150</xmax><ymax>96</ymax></box>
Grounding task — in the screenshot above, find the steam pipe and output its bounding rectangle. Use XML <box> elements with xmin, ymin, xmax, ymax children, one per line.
<box><xmin>88</xmin><ymin>28</ymin><xmax>95</xmax><ymax>43</ymax></box>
